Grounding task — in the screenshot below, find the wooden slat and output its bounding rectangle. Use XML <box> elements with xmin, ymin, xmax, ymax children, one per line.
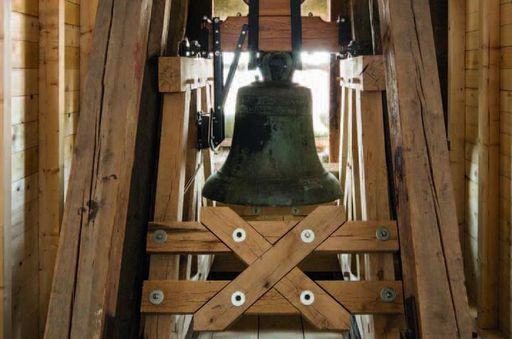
<box><xmin>200</xmin><ymin>207</ymin><xmax>347</xmax><ymax>329</ymax></box>
<box><xmin>377</xmin><ymin>0</ymin><xmax>474</xmax><ymax>337</ymax></box>
<box><xmin>158</xmin><ymin>57</ymin><xmax>212</xmax><ymax>93</ymax></box>
<box><xmin>194</xmin><ymin>206</ymin><xmax>350</xmax><ymax>331</ymax></box>
<box><xmin>141</xmin><ymin>280</ymin><xmax>403</xmax><ymax>315</ymax></box>
<box><xmin>354</xmin><ymin>89</ymin><xmax>399</xmax><ymax>337</ymax></box>
<box><xmin>1</xmin><ymin>0</ymin><xmax>11</xmax><ymax>336</ymax></box>
<box><xmin>45</xmin><ymin>1</ymin><xmax>172</xmax><ymax>338</ymax></box>
<box><xmin>38</xmin><ymin>0</ymin><xmax>64</xmax><ymax>333</ymax></box>
<box><xmin>217</xmin><ymin>16</ymin><xmax>338</xmax><ymax>52</ymax></box>
<box><xmin>477</xmin><ymin>0</ymin><xmax>500</xmax><ymax>329</ymax></box>
<box><xmin>148</xmin><ymin>219</ymin><xmax>397</xmax><ymax>254</ymax></box>
<box><xmin>80</xmin><ymin>0</ymin><xmax>98</xmax><ymax>91</ymax></box>
<box><xmin>448</xmin><ymin>0</ymin><xmax>466</xmax><ymax>251</ymax></box>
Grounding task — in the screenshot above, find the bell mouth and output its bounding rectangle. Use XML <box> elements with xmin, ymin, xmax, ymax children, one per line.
<box><xmin>202</xmin><ymin>171</ymin><xmax>342</xmax><ymax>207</ymax></box>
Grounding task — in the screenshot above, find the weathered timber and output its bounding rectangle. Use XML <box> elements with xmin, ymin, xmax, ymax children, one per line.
<box><xmin>215</xmin><ymin>16</ymin><xmax>338</xmax><ymax>52</ymax></box>
<box><xmin>141</xmin><ymin>280</ymin><xmax>404</xmax><ymax>315</ymax></box>
<box><xmin>45</xmin><ymin>0</ymin><xmax>171</xmax><ymax>338</ymax></box>
<box><xmin>477</xmin><ymin>0</ymin><xmax>500</xmax><ymax>329</ymax></box>
<box><xmin>147</xmin><ymin>220</ymin><xmax>399</xmax><ymax>254</ymax></box>
<box><xmin>378</xmin><ymin>0</ymin><xmax>474</xmax><ymax>337</ymax></box>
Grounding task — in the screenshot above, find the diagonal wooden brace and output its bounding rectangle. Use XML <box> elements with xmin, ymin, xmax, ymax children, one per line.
<box><xmin>193</xmin><ymin>206</ymin><xmax>352</xmax><ymax>331</ymax></box>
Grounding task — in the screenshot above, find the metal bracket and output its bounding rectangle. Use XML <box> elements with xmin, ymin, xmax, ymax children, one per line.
<box><xmin>211</xmin><ymin>17</ymin><xmax>225</xmax><ymax>148</ymax></box>
<box><xmin>248</xmin><ymin>0</ymin><xmax>259</xmax><ymax>69</ymax></box>
<box><xmin>197</xmin><ymin>111</ymin><xmax>210</xmax><ymax>149</ymax></box>
<box><xmin>290</xmin><ymin>0</ymin><xmax>303</xmax><ymax>69</ymax></box>
<box><xmin>208</xmin><ymin>21</ymin><xmax>248</xmax><ymax>149</ymax></box>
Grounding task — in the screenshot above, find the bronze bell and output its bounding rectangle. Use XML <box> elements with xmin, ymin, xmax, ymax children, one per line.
<box><xmin>202</xmin><ymin>53</ymin><xmax>342</xmax><ymax>207</ymax></box>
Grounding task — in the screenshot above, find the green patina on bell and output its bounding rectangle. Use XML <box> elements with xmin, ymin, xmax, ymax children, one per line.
<box><xmin>202</xmin><ymin>53</ymin><xmax>342</xmax><ymax>206</ymax></box>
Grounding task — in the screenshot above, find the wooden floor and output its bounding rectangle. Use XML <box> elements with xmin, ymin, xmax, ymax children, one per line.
<box><xmin>195</xmin><ymin>316</ymin><xmax>347</xmax><ymax>339</ymax></box>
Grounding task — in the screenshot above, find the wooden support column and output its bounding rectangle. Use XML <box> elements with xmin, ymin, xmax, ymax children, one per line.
<box><xmin>45</xmin><ymin>0</ymin><xmax>172</xmax><ymax>337</ymax></box>
<box><xmin>377</xmin><ymin>0</ymin><xmax>474</xmax><ymax>337</ymax></box>
<box><xmin>448</xmin><ymin>0</ymin><xmax>466</xmax><ymax>260</ymax></box>
<box><xmin>80</xmin><ymin>0</ymin><xmax>99</xmax><ymax>90</ymax></box>
<box><xmin>0</xmin><ymin>0</ymin><xmax>11</xmax><ymax>336</ymax></box>
<box><xmin>477</xmin><ymin>0</ymin><xmax>500</xmax><ymax>329</ymax></box>
<box><xmin>39</xmin><ymin>0</ymin><xmax>65</xmax><ymax>330</ymax></box>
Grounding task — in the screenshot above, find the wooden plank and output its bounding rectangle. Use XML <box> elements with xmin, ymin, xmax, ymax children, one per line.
<box><xmin>147</xmin><ymin>220</ymin><xmax>398</xmax><ymax>254</ymax></box>
<box><xmin>141</xmin><ymin>280</ymin><xmax>403</xmax><ymax>315</ymax></box>
<box><xmin>448</xmin><ymin>0</ymin><xmax>466</xmax><ymax>250</ymax></box>
<box><xmin>217</xmin><ymin>16</ymin><xmax>338</xmax><ymax>52</ymax></box>
<box><xmin>355</xmin><ymin>89</ymin><xmax>399</xmax><ymax>338</ymax></box>
<box><xmin>145</xmin><ymin>90</ymin><xmax>191</xmax><ymax>339</ymax></box>
<box><xmin>158</xmin><ymin>57</ymin><xmax>212</xmax><ymax>93</ymax></box>
<box><xmin>377</xmin><ymin>0</ymin><xmax>474</xmax><ymax>337</ymax></box>
<box><xmin>477</xmin><ymin>0</ymin><xmax>500</xmax><ymax>329</ymax></box>
<box><xmin>80</xmin><ymin>0</ymin><xmax>98</xmax><ymax>91</ymax></box>
<box><xmin>194</xmin><ymin>207</ymin><xmax>350</xmax><ymax>331</ymax></box>
<box><xmin>45</xmin><ymin>0</ymin><xmax>172</xmax><ymax>338</ymax></box>
<box><xmin>339</xmin><ymin>56</ymin><xmax>385</xmax><ymax>91</ymax></box>
<box><xmin>199</xmin><ymin>206</ymin><xmax>347</xmax><ymax>330</ymax></box>
<box><xmin>1</xmin><ymin>0</ymin><xmax>11</xmax><ymax>336</ymax></box>
<box><xmin>38</xmin><ymin>0</ymin><xmax>64</xmax><ymax>333</ymax></box>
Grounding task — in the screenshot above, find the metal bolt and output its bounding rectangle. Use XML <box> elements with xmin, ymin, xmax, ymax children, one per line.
<box><xmin>301</xmin><ymin>229</ymin><xmax>315</xmax><ymax>243</ymax></box>
<box><xmin>291</xmin><ymin>207</ymin><xmax>301</xmax><ymax>215</ymax></box>
<box><xmin>231</xmin><ymin>291</ymin><xmax>246</xmax><ymax>307</ymax></box>
<box><xmin>300</xmin><ymin>290</ymin><xmax>315</xmax><ymax>305</ymax></box>
<box><xmin>252</xmin><ymin>207</ymin><xmax>261</xmax><ymax>215</ymax></box>
<box><xmin>376</xmin><ymin>227</ymin><xmax>391</xmax><ymax>241</ymax></box>
<box><xmin>214</xmin><ymin>17</ymin><xmax>220</xmax><ymax>23</ymax></box>
<box><xmin>232</xmin><ymin>228</ymin><xmax>247</xmax><ymax>243</ymax></box>
<box><xmin>214</xmin><ymin>51</ymin><xmax>221</xmax><ymax>56</ymax></box>
<box><xmin>149</xmin><ymin>290</ymin><xmax>165</xmax><ymax>305</ymax></box>
<box><xmin>152</xmin><ymin>230</ymin><xmax>167</xmax><ymax>244</ymax></box>
<box><xmin>380</xmin><ymin>287</ymin><xmax>397</xmax><ymax>303</ymax></box>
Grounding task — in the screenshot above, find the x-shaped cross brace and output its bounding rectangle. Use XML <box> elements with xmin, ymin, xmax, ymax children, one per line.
<box><xmin>193</xmin><ymin>206</ymin><xmax>352</xmax><ymax>332</ymax></box>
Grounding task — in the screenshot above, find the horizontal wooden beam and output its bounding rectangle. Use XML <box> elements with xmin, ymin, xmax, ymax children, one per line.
<box><xmin>147</xmin><ymin>220</ymin><xmax>398</xmax><ymax>254</ymax></box>
<box><xmin>141</xmin><ymin>280</ymin><xmax>403</xmax><ymax>315</ymax></box>
<box><xmin>159</xmin><ymin>57</ymin><xmax>212</xmax><ymax>93</ymax></box>
<box><xmin>339</xmin><ymin>55</ymin><xmax>385</xmax><ymax>91</ymax></box>
<box><xmin>215</xmin><ymin>16</ymin><xmax>339</xmax><ymax>52</ymax></box>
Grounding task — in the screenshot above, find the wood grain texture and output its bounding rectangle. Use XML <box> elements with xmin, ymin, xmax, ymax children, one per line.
<box><xmin>147</xmin><ymin>219</ymin><xmax>398</xmax><ymax>254</ymax></box>
<box><xmin>477</xmin><ymin>0</ymin><xmax>500</xmax><ymax>329</ymax></box>
<box><xmin>141</xmin><ymin>280</ymin><xmax>404</xmax><ymax>315</ymax></box>
<box><xmin>217</xmin><ymin>16</ymin><xmax>338</xmax><ymax>52</ymax></box>
<box><xmin>194</xmin><ymin>206</ymin><xmax>350</xmax><ymax>331</ymax></box>
<box><xmin>378</xmin><ymin>0</ymin><xmax>474</xmax><ymax>337</ymax></box>
<box><xmin>38</xmin><ymin>0</ymin><xmax>64</xmax><ymax>333</ymax></box>
<box><xmin>1</xmin><ymin>0</ymin><xmax>11</xmax><ymax>336</ymax></box>
<box><xmin>45</xmin><ymin>0</ymin><xmax>171</xmax><ymax>338</ymax></box>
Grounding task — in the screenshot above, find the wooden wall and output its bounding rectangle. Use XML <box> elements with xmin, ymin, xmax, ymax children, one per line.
<box><xmin>450</xmin><ymin>0</ymin><xmax>512</xmax><ymax>336</ymax></box>
<box><xmin>5</xmin><ymin>0</ymin><xmax>91</xmax><ymax>337</ymax></box>
<box><xmin>10</xmin><ymin>0</ymin><xmax>41</xmax><ymax>337</ymax></box>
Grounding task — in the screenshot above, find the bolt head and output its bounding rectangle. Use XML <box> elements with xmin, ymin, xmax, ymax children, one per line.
<box><xmin>380</xmin><ymin>287</ymin><xmax>397</xmax><ymax>303</ymax></box>
<box><xmin>149</xmin><ymin>290</ymin><xmax>165</xmax><ymax>305</ymax></box>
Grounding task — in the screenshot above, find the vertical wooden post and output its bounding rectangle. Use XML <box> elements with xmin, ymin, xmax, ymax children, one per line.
<box><xmin>145</xmin><ymin>90</ymin><xmax>191</xmax><ymax>339</ymax></box>
<box><xmin>80</xmin><ymin>0</ymin><xmax>99</xmax><ymax>91</ymax></box>
<box><xmin>477</xmin><ymin>0</ymin><xmax>500</xmax><ymax>329</ymax></box>
<box><xmin>377</xmin><ymin>0</ymin><xmax>473</xmax><ymax>336</ymax></box>
<box><xmin>448</xmin><ymin>0</ymin><xmax>466</xmax><ymax>261</ymax></box>
<box><xmin>39</xmin><ymin>0</ymin><xmax>65</xmax><ymax>331</ymax></box>
<box><xmin>356</xmin><ymin>90</ymin><xmax>399</xmax><ymax>338</ymax></box>
<box><xmin>0</xmin><ymin>0</ymin><xmax>11</xmax><ymax>336</ymax></box>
